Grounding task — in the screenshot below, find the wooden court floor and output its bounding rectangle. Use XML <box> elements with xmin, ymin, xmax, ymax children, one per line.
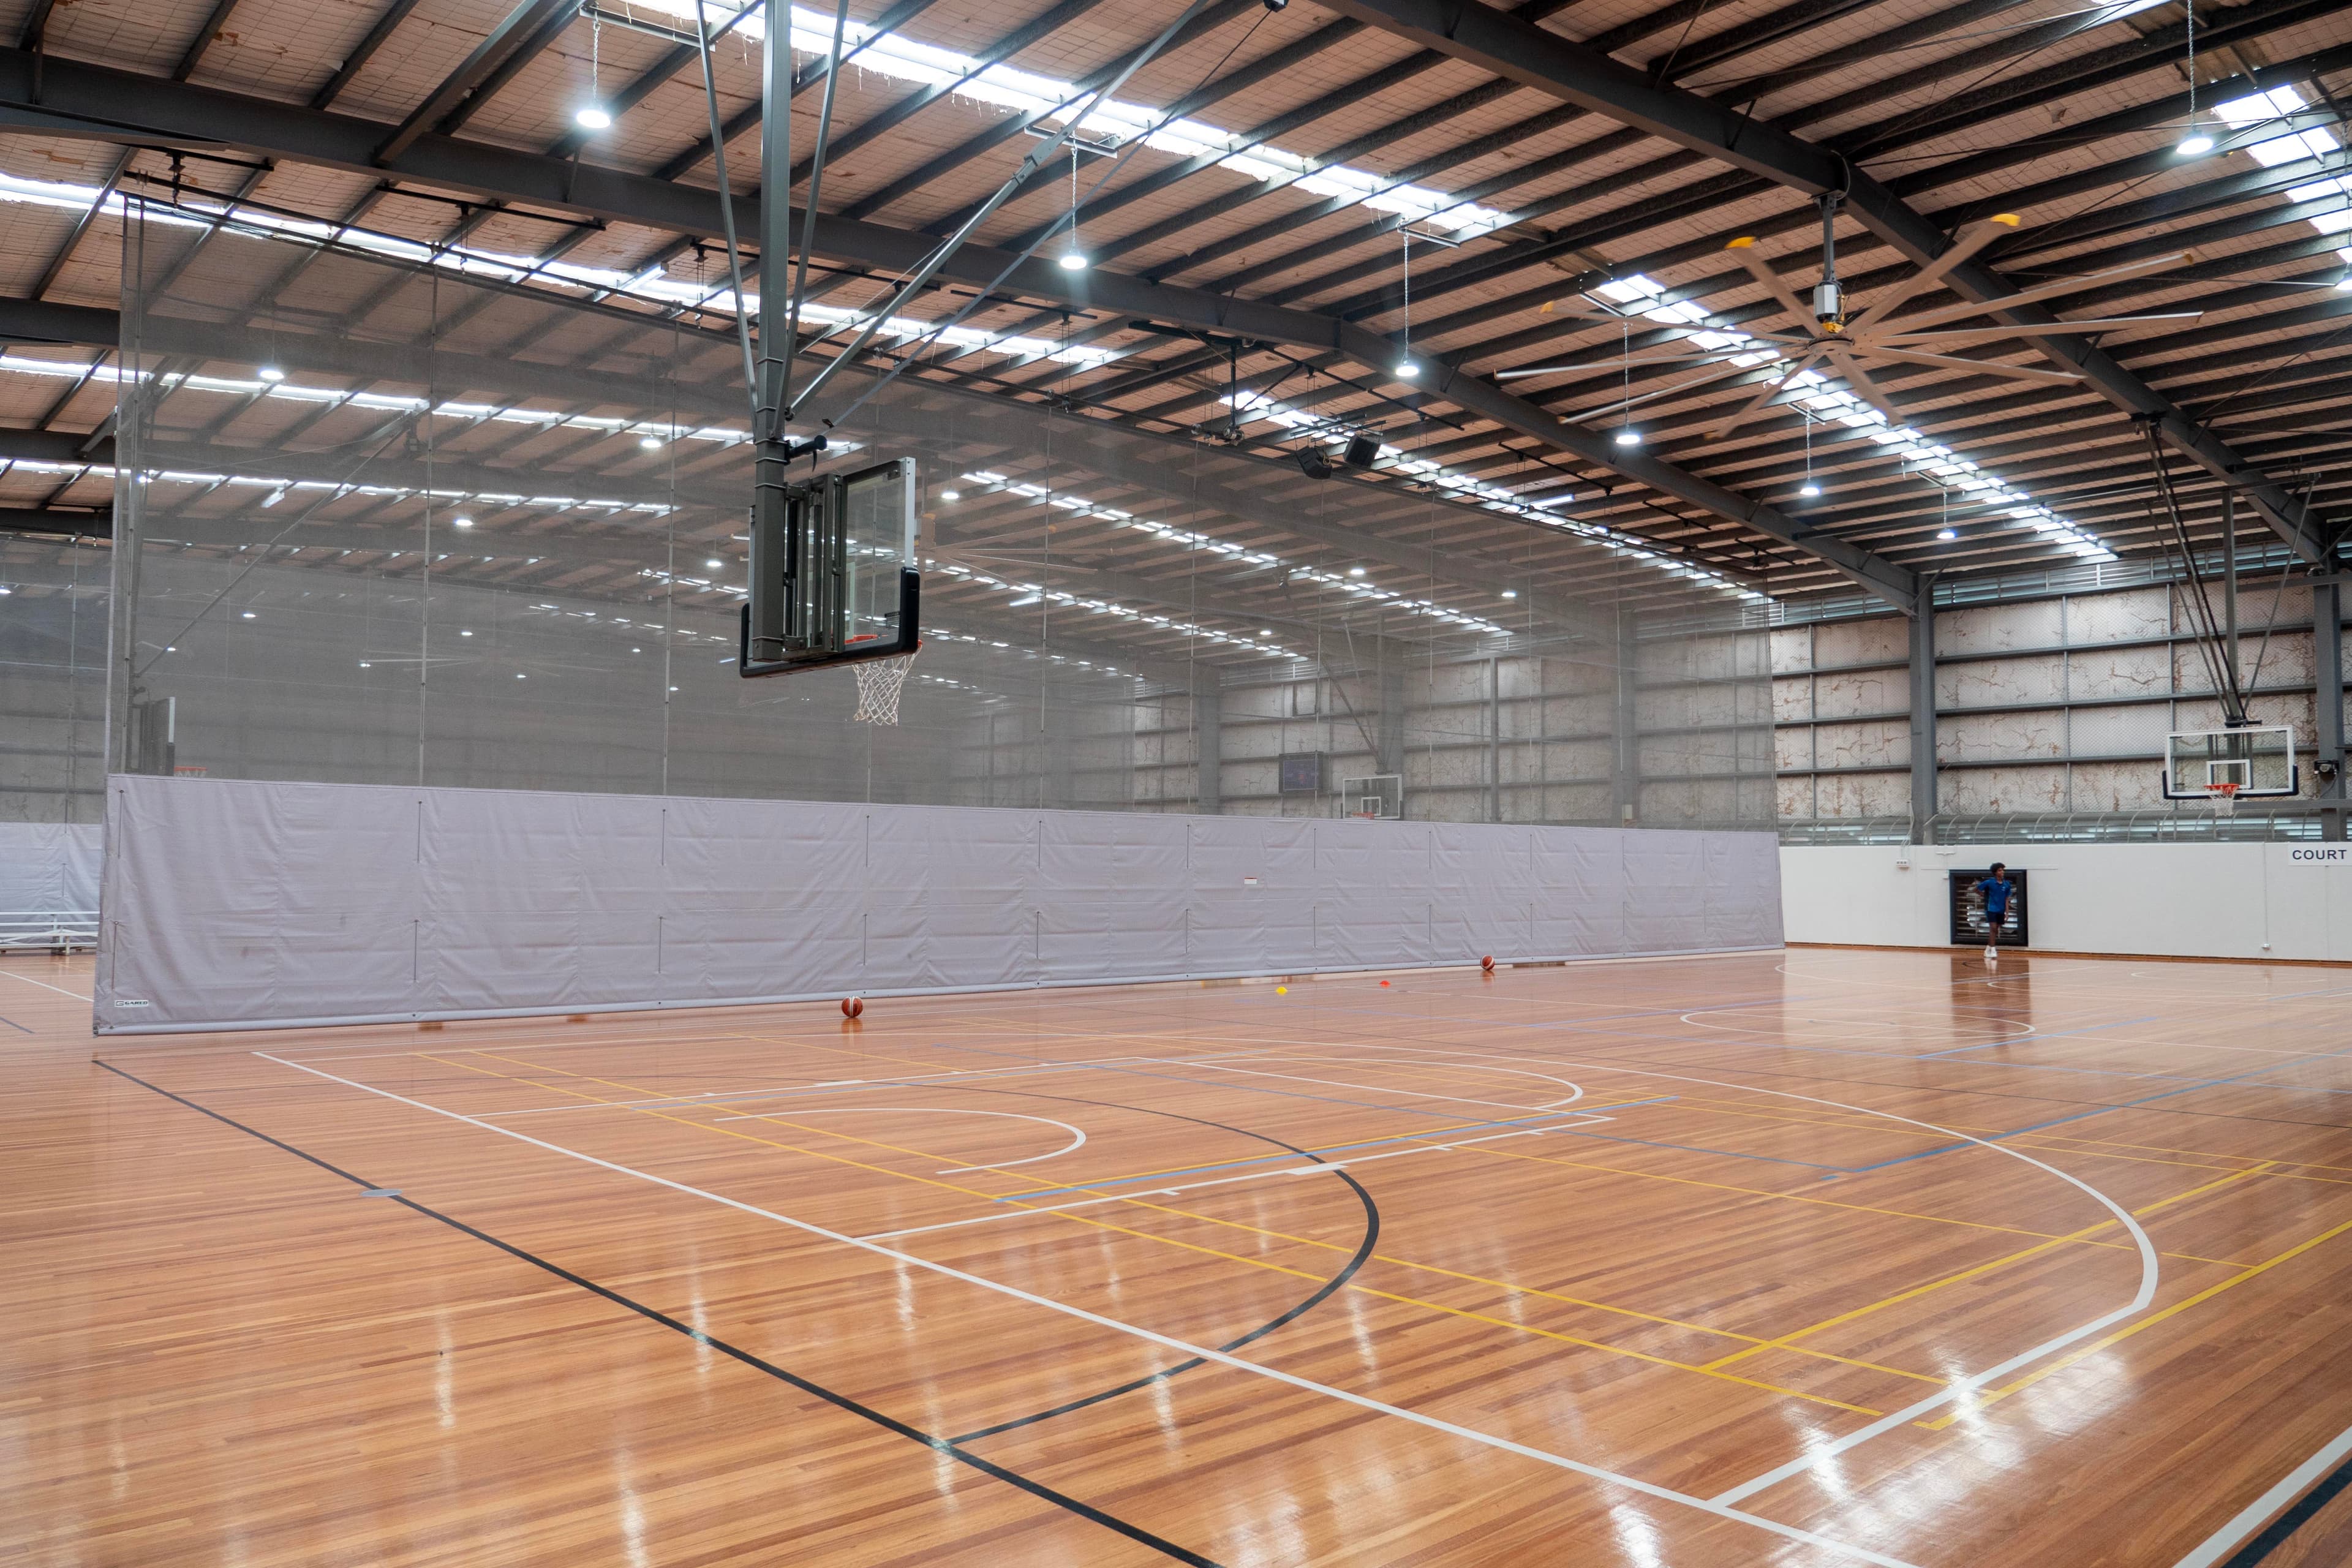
<box><xmin>10</xmin><ymin>947</ymin><xmax>2352</xmax><ymax>1567</ymax></box>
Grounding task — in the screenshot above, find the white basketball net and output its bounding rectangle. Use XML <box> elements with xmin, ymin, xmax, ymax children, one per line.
<box><xmin>2204</xmin><ymin>782</ymin><xmax>2241</xmax><ymax>818</ymax></box>
<box><xmin>852</xmin><ymin>650</ymin><xmax>916</xmax><ymax>725</ymax></box>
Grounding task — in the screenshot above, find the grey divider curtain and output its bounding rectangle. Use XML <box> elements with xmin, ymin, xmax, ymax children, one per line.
<box><xmin>0</xmin><ymin>823</ymin><xmax>102</xmax><ymax>911</ymax></box>
<box><xmin>96</xmin><ymin>774</ymin><xmax>1782</xmax><ymax>1033</ymax></box>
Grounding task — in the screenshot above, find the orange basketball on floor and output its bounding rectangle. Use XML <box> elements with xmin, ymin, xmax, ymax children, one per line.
<box><xmin>1480</xmin><ymin>956</ymin><xmax>1494</xmax><ymax>972</ymax></box>
<box><xmin>1379</xmin><ymin>979</ymin><xmax>1390</xmax><ymax>987</ymax></box>
<box><xmin>841</xmin><ymin>997</ymin><xmax>864</xmax><ymax>1018</ymax></box>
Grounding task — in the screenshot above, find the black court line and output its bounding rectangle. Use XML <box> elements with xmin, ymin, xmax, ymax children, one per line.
<box><xmin>94</xmin><ymin>1060</ymin><xmax>1224</xmax><ymax>1567</ymax></box>
<box><xmin>918</xmin><ymin>1084</ymin><xmax>1381</xmax><ymax>1446</ymax></box>
<box><xmin>2224</xmin><ymin>1449</ymin><xmax>2352</xmax><ymax>1567</ymax></box>
<box><xmin>0</xmin><ymin>1012</ymin><xmax>31</xmax><ymax>1033</ymax></box>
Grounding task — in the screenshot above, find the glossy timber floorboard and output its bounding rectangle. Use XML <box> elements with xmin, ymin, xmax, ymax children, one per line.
<box><xmin>9</xmin><ymin>946</ymin><xmax>2352</xmax><ymax>1567</ymax></box>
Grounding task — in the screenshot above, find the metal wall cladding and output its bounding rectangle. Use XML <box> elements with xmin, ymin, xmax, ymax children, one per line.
<box><xmin>95</xmin><ymin>774</ymin><xmax>1784</xmax><ymax>1032</ymax></box>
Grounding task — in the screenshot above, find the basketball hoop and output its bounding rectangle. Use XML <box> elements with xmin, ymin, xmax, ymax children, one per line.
<box><xmin>851</xmin><ymin>645</ymin><xmax>917</xmax><ymax>725</ymax></box>
<box><xmin>2203</xmin><ymin>780</ymin><xmax>2241</xmax><ymax>818</ymax></box>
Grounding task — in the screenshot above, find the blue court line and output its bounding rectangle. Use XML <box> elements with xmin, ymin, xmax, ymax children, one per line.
<box><xmin>1915</xmin><ymin>1013</ymin><xmax>2170</xmax><ymax>1059</ymax></box>
<box><xmin>999</xmin><ymin>1096</ymin><xmax>1681</xmax><ymax>1200</ymax></box>
<box><xmin>0</xmin><ymin>1012</ymin><xmax>29</xmax><ymax>1034</ymax></box>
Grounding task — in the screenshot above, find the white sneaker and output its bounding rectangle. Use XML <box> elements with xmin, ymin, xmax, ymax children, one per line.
<box><xmin>1984</xmin><ymin>944</ymin><xmax>1998</xmax><ymax>960</ymax></box>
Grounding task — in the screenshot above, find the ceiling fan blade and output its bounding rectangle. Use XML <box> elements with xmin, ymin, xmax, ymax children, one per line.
<box><xmin>1496</xmin><ymin>349</ymin><xmax>1759</xmax><ymax>378</ymax></box>
<box><xmin>1723</xmin><ymin>236</ymin><xmax>1819</xmax><ymax>330</ymax></box>
<box><xmin>1825</xmin><ymin>347</ymin><xmax>1902</xmax><ymax>426</ymax></box>
<box><xmin>1702</xmin><ymin>346</ymin><xmax>1825</xmax><ymax>442</ymax></box>
<box><xmin>1843</xmin><ymin>216</ymin><xmax>2020</xmax><ymax>336</ymax></box>
<box><xmin>1869</xmin><ymin>313</ymin><xmax>2205</xmax><ymax>347</ymax></box>
<box><xmin>1863</xmin><ymin>251</ymin><xmax>2193</xmax><ymax>336</ymax></box>
<box><xmin>1852</xmin><ymin>345</ymin><xmax>2083</xmax><ymax>385</ymax></box>
<box><xmin>1616</xmin><ymin>352</ymin><xmax>1781</xmax><ymax>411</ymax></box>
<box><xmin>1537</xmin><ymin>295</ymin><xmax>1624</xmax><ymax>321</ymax></box>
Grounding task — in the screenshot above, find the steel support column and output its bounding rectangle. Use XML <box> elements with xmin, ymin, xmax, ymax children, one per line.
<box><xmin>2316</xmin><ymin>579</ymin><xmax>2346</xmax><ymax>843</ymax></box>
<box><xmin>1909</xmin><ymin>586</ymin><xmax>1939</xmax><ymax>845</ymax></box>
<box><xmin>1613</xmin><ymin>606</ymin><xmax>1638</xmax><ymax>826</ymax></box>
<box><xmin>1376</xmin><ymin>660</ymin><xmax>1407</xmax><ymax>780</ymax></box>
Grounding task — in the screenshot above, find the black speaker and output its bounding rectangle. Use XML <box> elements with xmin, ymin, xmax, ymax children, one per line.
<box><xmin>1343</xmin><ymin>434</ymin><xmax>1380</xmax><ymax>470</ymax></box>
<box><xmin>1295</xmin><ymin>449</ymin><xmax>1333</xmax><ymax>480</ymax></box>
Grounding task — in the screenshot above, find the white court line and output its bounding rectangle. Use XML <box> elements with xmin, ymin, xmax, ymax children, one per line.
<box><xmin>0</xmin><ymin>968</ymin><xmax>91</xmax><ymax>1000</ymax></box>
<box><xmin>1290</xmin><ymin>1039</ymin><xmax>2161</xmax><ymax>1507</ymax></box>
<box><xmin>2169</xmin><ymin>1421</ymin><xmax>2352</xmax><ymax>1567</ymax></box>
<box><xmin>252</xmin><ymin>1049</ymin><xmax>1917</xmax><ymax>1568</ymax></box>
<box><xmin>703</xmin><ymin>1104</ymin><xmax>1087</xmax><ymax>1173</ymax></box>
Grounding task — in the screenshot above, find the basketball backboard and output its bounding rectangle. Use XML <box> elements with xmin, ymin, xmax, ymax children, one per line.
<box><xmin>2163</xmin><ymin>725</ymin><xmax>2298</xmax><ymax>801</ymax></box>
<box><xmin>1338</xmin><ymin>774</ymin><xmax>1404</xmax><ymax>819</ymax></box>
<box><xmin>741</xmin><ymin>458</ymin><xmax>920</xmax><ymax>677</ymax></box>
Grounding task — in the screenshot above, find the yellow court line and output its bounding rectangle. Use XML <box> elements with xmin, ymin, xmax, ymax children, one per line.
<box><xmin>423</xmin><ymin>1049</ymin><xmax>1888</xmax><ymax>1417</ymax></box>
<box><xmin>1700</xmin><ymin>1164</ymin><xmax>2274</xmax><ymax>1376</ymax></box>
<box><xmin>1925</xmin><ymin>1194</ymin><xmax>2352</xmax><ymax>1430</ymax></box>
<box><xmin>1114</xmin><ymin>1187</ymin><xmax>1950</xmax><ymax>1390</ymax></box>
<box><xmin>1445</xmin><ymin>1137</ymin><xmax>2237</xmax><ymax>1265</ymax></box>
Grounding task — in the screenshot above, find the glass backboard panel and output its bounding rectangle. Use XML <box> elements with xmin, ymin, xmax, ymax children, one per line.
<box><xmin>2163</xmin><ymin>726</ymin><xmax>2299</xmax><ymax>799</ymax></box>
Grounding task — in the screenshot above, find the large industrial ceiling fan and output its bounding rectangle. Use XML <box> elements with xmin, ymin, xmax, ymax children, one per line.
<box><xmin>1510</xmin><ymin>205</ymin><xmax>2204</xmax><ymax>441</ymax></box>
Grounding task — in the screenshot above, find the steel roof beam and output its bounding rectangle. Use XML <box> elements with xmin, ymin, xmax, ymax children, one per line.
<box><xmin>0</xmin><ymin>47</ymin><xmax>1915</xmax><ymax>610</ymax></box>
<box><xmin>1311</xmin><ymin>0</ymin><xmax>2334</xmax><ymax>567</ymax></box>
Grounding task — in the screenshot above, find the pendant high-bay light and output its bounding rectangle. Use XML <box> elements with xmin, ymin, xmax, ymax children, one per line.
<box><xmin>1613</xmin><ymin>320</ymin><xmax>1640</xmax><ymax>445</ymax></box>
<box><xmin>2176</xmin><ymin>0</ymin><xmax>2214</xmax><ymax>154</ymax></box>
<box><xmin>1057</xmin><ymin>146</ymin><xmax>1088</xmax><ymax>270</ymax></box>
<box><xmin>1798</xmin><ymin>412</ymin><xmax>1820</xmax><ymax>496</ymax></box>
<box><xmin>1394</xmin><ymin>231</ymin><xmax>1419</xmax><ymax>379</ymax></box>
<box><xmin>575</xmin><ymin>13</ymin><xmax>611</xmax><ymax>130</ymax></box>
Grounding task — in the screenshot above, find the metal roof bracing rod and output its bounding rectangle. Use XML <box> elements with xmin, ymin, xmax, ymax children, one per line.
<box><xmin>1306</xmin><ymin>0</ymin><xmax>2337</xmax><ymax>570</ymax></box>
<box><xmin>0</xmin><ymin>42</ymin><xmax>1918</xmax><ymax>612</ymax></box>
<box><xmin>778</xmin><ymin>0</ymin><xmax>1223</xmax><ymax>424</ymax></box>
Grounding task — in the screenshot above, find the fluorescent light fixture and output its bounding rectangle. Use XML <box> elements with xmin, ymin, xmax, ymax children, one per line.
<box><xmin>240</xmin><ymin>610</ymin><xmax>255</xmax><ymax>619</ymax></box>
<box><xmin>639</xmin><ymin>434</ymin><xmax>662</xmax><ymax>450</ymax></box>
<box><xmin>460</xmin><ymin>629</ymin><xmax>473</xmax><ymax>637</ymax></box>
<box><xmin>257</xmin><ymin>366</ymin><xmax>285</xmax><ymax>382</ymax></box>
<box><xmin>575</xmin><ymin>105</ymin><xmax>612</xmax><ymax>130</ymax></box>
<box><xmin>705</xmin><ymin>558</ymin><xmax>724</xmax><ymax>569</ymax></box>
<box><xmin>1937</xmin><ymin>528</ymin><xmax>1957</xmax><ymax>540</ymax></box>
<box><xmin>940</xmin><ymin>489</ymin><xmax>960</xmax><ymax>500</ymax></box>
<box><xmin>1057</xmin><ymin>251</ymin><xmax>1088</xmax><ymax>271</ymax></box>
<box><xmin>451</xmin><ymin>515</ymin><xmax>473</xmax><ymax>528</ymax></box>
<box><xmin>1348</xmin><ymin>567</ymin><xmax>1366</xmax><ymax>577</ymax></box>
<box><xmin>1259</xmin><ymin>627</ymin><xmax>1273</xmax><ymax>635</ymax></box>
<box><xmin>1614</xmin><ymin>429</ymin><xmax>1641</xmax><ymax>447</ymax></box>
<box><xmin>516</xmin><ymin>673</ymin><xmax>527</xmax><ymax>679</ymax></box>
<box><xmin>1500</xmin><ymin>590</ymin><xmax>1517</xmax><ymax>598</ymax></box>
<box><xmin>359</xmin><ymin>660</ymin><xmax>371</xmax><ymax>667</ymax></box>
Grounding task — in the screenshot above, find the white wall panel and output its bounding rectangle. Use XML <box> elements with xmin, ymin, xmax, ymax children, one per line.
<box><xmin>97</xmin><ymin>775</ymin><xmax>1782</xmax><ymax>1031</ymax></box>
<box><xmin>1782</xmin><ymin>843</ymin><xmax>2352</xmax><ymax>961</ymax></box>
